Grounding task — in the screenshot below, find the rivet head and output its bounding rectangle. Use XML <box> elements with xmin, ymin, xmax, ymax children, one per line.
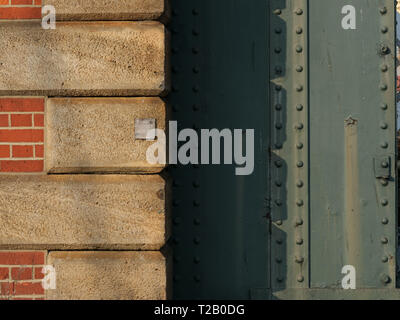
<box><xmin>275</xmin><ymin>143</ymin><xmax>282</xmax><ymax>149</ymax></box>
<box><xmin>275</xmin><ymin>123</ymin><xmax>283</xmax><ymax>130</ymax></box>
<box><xmin>380</xmin><ymin>179</ymin><xmax>389</xmax><ymax>186</ymax></box>
<box><xmin>275</xmin><ymin>200</ymin><xmax>282</xmax><ymax>207</ymax></box>
<box><xmin>295</xmin><ymin>8</ymin><xmax>303</xmax><ymax>15</ymax></box>
<box><xmin>276</xmin><ymin>239</ymin><xmax>283</xmax><ymax>245</ymax></box>
<box><xmin>275</xmin><ymin>28</ymin><xmax>282</xmax><ymax>34</ymax></box>
<box><xmin>296</xmin><ymin>66</ymin><xmax>303</xmax><ymax>72</ymax></box>
<box><xmin>380</xmin><ymin>46</ymin><xmax>390</xmax><ymax>55</ymax></box>
<box><xmin>296</xmin><ymin>200</ymin><xmax>304</xmax><ymax>207</ymax></box>
<box><xmin>296</xmin><ymin>45</ymin><xmax>303</xmax><ymax>53</ymax></box>
<box><xmin>297</xmin><ymin>275</ymin><xmax>304</xmax><ymax>283</ymax></box>
<box><xmin>296</xmin><ymin>180</ymin><xmax>304</xmax><ymax>188</ymax></box>
<box><xmin>275</xmin><ymin>181</ymin><xmax>282</xmax><ymax>187</ymax></box>
<box><xmin>275</xmin><ymin>104</ymin><xmax>282</xmax><ymax>111</ymax></box>
<box><xmin>295</xmin><ymin>257</ymin><xmax>304</xmax><ymax>264</ymax></box>
<box><xmin>380</xmin><ymin>103</ymin><xmax>388</xmax><ymax>110</ymax></box>
<box><xmin>380</xmin><ymin>122</ymin><xmax>388</xmax><ymax>130</ymax></box>
<box><xmin>194</xmin><ymin>218</ymin><xmax>201</xmax><ymax>225</ymax></box>
<box><xmin>380</xmin><ymin>274</ymin><xmax>391</xmax><ymax>284</ymax></box>
<box><xmin>193</xmin><ymin>67</ymin><xmax>200</xmax><ymax>74</ymax></box>
<box><xmin>381</xmin><ymin>26</ymin><xmax>388</xmax><ymax>34</ymax></box>
<box><xmin>381</xmin><ymin>199</ymin><xmax>389</xmax><ymax>206</ymax></box>
<box><xmin>295</xmin><ymin>218</ymin><xmax>303</xmax><ymax>226</ymax></box>
<box><xmin>297</xmin><ymin>161</ymin><xmax>304</xmax><ymax>168</ymax></box>
<box><xmin>296</xmin><ymin>142</ymin><xmax>304</xmax><ymax>149</ymax></box>
<box><xmin>382</xmin><ymin>218</ymin><xmax>389</xmax><ymax>225</ymax></box>
<box><xmin>381</xmin><ymin>161</ymin><xmax>389</xmax><ymax>168</ymax></box>
<box><xmin>275</xmin><ymin>160</ymin><xmax>283</xmax><ymax>168</ymax></box>
<box><xmin>380</xmin><ymin>84</ymin><xmax>388</xmax><ymax>91</ymax></box>
<box><xmin>296</xmin><ymin>104</ymin><xmax>304</xmax><ymax>111</ymax></box>
<box><xmin>381</xmin><ymin>237</ymin><xmax>388</xmax><ymax>244</ymax></box>
<box><xmin>295</xmin><ymin>123</ymin><xmax>304</xmax><ymax>130</ymax></box>
<box><xmin>275</xmin><ymin>85</ymin><xmax>282</xmax><ymax>91</ymax></box>
<box><xmin>380</xmin><ymin>142</ymin><xmax>388</xmax><ymax>149</ymax></box>
<box><xmin>193</xmin><ymin>200</ymin><xmax>200</xmax><ymax>207</ymax></box>
<box><xmin>380</xmin><ymin>7</ymin><xmax>387</xmax><ymax>14</ymax></box>
<box><xmin>277</xmin><ymin>276</ymin><xmax>284</xmax><ymax>283</ymax></box>
<box><xmin>194</xmin><ymin>237</ymin><xmax>201</xmax><ymax>244</ymax></box>
<box><xmin>274</xmin><ymin>9</ymin><xmax>282</xmax><ymax>15</ymax></box>
<box><xmin>296</xmin><ymin>85</ymin><xmax>303</xmax><ymax>92</ymax></box>
<box><xmin>194</xmin><ymin>257</ymin><xmax>201</xmax><ymax>264</ymax></box>
<box><xmin>381</xmin><ymin>65</ymin><xmax>388</xmax><ymax>72</ymax></box>
<box><xmin>296</xmin><ymin>238</ymin><xmax>304</xmax><ymax>245</ymax></box>
<box><xmin>296</xmin><ymin>27</ymin><xmax>303</xmax><ymax>34</ymax></box>
<box><xmin>276</xmin><ymin>258</ymin><xmax>282</xmax><ymax>264</ymax></box>
<box><xmin>382</xmin><ymin>256</ymin><xmax>389</xmax><ymax>263</ymax></box>
<box><xmin>276</xmin><ymin>220</ymin><xmax>283</xmax><ymax>226</ymax></box>
<box><xmin>194</xmin><ymin>275</ymin><xmax>201</xmax><ymax>282</ymax></box>
<box><xmin>275</xmin><ymin>66</ymin><xmax>283</xmax><ymax>74</ymax></box>
<box><xmin>275</xmin><ymin>47</ymin><xmax>282</xmax><ymax>54</ymax></box>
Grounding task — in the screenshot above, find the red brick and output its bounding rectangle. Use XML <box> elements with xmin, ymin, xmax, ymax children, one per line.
<box><xmin>11</xmin><ymin>114</ymin><xmax>32</xmax><ymax>127</ymax></box>
<box><xmin>0</xmin><ymin>160</ymin><xmax>43</xmax><ymax>172</ymax></box>
<box><xmin>35</xmin><ymin>145</ymin><xmax>44</xmax><ymax>158</ymax></box>
<box><xmin>0</xmin><ymin>115</ymin><xmax>8</xmax><ymax>127</ymax></box>
<box><xmin>0</xmin><ymin>129</ymin><xmax>43</xmax><ymax>143</ymax></box>
<box><xmin>34</xmin><ymin>114</ymin><xmax>44</xmax><ymax>127</ymax></box>
<box><xmin>34</xmin><ymin>0</ymin><xmax>41</xmax><ymax>5</ymax></box>
<box><xmin>0</xmin><ymin>252</ymin><xmax>45</xmax><ymax>265</ymax></box>
<box><xmin>0</xmin><ymin>0</ymin><xmax>9</xmax><ymax>5</ymax></box>
<box><xmin>0</xmin><ymin>145</ymin><xmax>9</xmax><ymax>158</ymax></box>
<box><xmin>12</xmin><ymin>145</ymin><xmax>34</xmax><ymax>158</ymax></box>
<box><xmin>1</xmin><ymin>282</ymin><xmax>14</xmax><ymax>296</ymax></box>
<box><xmin>0</xmin><ymin>98</ymin><xmax>44</xmax><ymax>112</ymax></box>
<box><xmin>11</xmin><ymin>0</ymin><xmax>33</xmax><ymax>5</ymax></box>
<box><xmin>0</xmin><ymin>268</ymin><xmax>9</xmax><ymax>280</ymax></box>
<box><xmin>0</xmin><ymin>7</ymin><xmax>42</xmax><ymax>19</ymax></box>
<box><xmin>34</xmin><ymin>267</ymin><xmax>44</xmax><ymax>280</ymax></box>
<box><xmin>11</xmin><ymin>267</ymin><xmax>33</xmax><ymax>281</ymax></box>
<box><xmin>14</xmin><ymin>282</ymin><xmax>44</xmax><ymax>295</ymax></box>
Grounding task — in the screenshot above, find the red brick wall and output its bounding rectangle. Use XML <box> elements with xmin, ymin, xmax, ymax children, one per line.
<box><xmin>0</xmin><ymin>0</ymin><xmax>41</xmax><ymax>19</ymax></box>
<box><xmin>0</xmin><ymin>251</ymin><xmax>45</xmax><ymax>300</ymax></box>
<box><xmin>0</xmin><ymin>98</ymin><xmax>45</xmax><ymax>173</ymax></box>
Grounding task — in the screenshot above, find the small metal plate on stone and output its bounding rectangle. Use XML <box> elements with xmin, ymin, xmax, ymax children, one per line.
<box><xmin>135</xmin><ymin>119</ymin><xmax>156</xmax><ymax>141</ymax></box>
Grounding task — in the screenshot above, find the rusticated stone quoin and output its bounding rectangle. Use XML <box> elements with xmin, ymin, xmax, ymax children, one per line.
<box><xmin>45</xmin><ymin>97</ymin><xmax>166</xmax><ymax>173</ymax></box>
<box><xmin>43</xmin><ymin>0</ymin><xmax>168</xmax><ymax>21</ymax></box>
<box><xmin>0</xmin><ymin>175</ymin><xmax>169</xmax><ymax>250</ymax></box>
<box><xmin>0</xmin><ymin>21</ymin><xmax>169</xmax><ymax>96</ymax></box>
<box><xmin>46</xmin><ymin>251</ymin><xmax>168</xmax><ymax>300</ymax></box>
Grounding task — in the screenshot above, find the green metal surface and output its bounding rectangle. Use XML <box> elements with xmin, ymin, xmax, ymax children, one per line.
<box><xmin>309</xmin><ymin>0</ymin><xmax>397</xmax><ymax>289</ymax></box>
<box><xmin>169</xmin><ymin>0</ymin><xmax>270</xmax><ymax>299</ymax></box>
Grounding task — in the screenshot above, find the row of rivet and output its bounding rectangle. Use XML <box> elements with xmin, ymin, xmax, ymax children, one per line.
<box><xmin>378</xmin><ymin>4</ymin><xmax>391</xmax><ymax>285</ymax></box>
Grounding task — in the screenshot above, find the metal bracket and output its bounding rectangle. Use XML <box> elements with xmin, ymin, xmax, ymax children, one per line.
<box><xmin>374</xmin><ymin>156</ymin><xmax>391</xmax><ymax>179</ymax></box>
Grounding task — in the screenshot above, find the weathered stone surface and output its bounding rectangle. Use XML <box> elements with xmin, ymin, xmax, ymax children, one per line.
<box><xmin>43</xmin><ymin>0</ymin><xmax>167</xmax><ymax>21</ymax></box>
<box><xmin>0</xmin><ymin>175</ymin><xmax>168</xmax><ymax>250</ymax></box>
<box><xmin>0</xmin><ymin>21</ymin><xmax>168</xmax><ymax>96</ymax></box>
<box><xmin>46</xmin><ymin>251</ymin><xmax>168</xmax><ymax>300</ymax></box>
<box><xmin>45</xmin><ymin>97</ymin><xmax>166</xmax><ymax>173</ymax></box>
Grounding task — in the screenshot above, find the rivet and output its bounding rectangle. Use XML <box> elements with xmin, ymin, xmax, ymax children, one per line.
<box><xmin>193</xmin><ymin>200</ymin><xmax>200</xmax><ymax>207</ymax></box>
<box><xmin>275</xmin><ymin>160</ymin><xmax>283</xmax><ymax>168</ymax></box>
<box><xmin>275</xmin><ymin>123</ymin><xmax>283</xmax><ymax>130</ymax></box>
<box><xmin>192</xmin><ymin>104</ymin><xmax>201</xmax><ymax>111</ymax></box>
<box><xmin>381</xmin><ymin>65</ymin><xmax>388</xmax><ymax>72</ymax></box>
<box><xmin>296</xmin><ymin>104</ymin><xmax>304</xmax><ymax>111</ymax></box>
<box><xmin>296</xmin><ymin>238</ymin><xmax>304</xmax><ymax>245</ymax></box>
<box><xmin>275</xmin><ymin>104</ymin><xmax>282</xmax><ymax>111</ymax></box>
<box><xmin>381</xmin><ymin>161</ymin><xmax>389</xmax><ymax>168</ymax></box>
<box><xmin>276</xmin><ymin>239</ymin><xmax>283</xmax><ymax>245</ymax></box>
<box><xmin>194</xmin><ymin>237</ymin><xmax>201</xmax><ymax>244</ymax></box>
<box><xmin>380</xmin><ymin>84</ymin><xmax>388</xmax><ymax>91</ymax></box>
<box><xmin>295</xmin><ymin>218</ymin><xmax>303</xmax><ymax>226</ymax></box>
<box><xmin>382</xmin><ymin>256</ymin><xmax>389</xmax><ymax>263</ymax></box>
<box><xmin>380</xmin><ymin>122</ymin><xmax>388</xmax><ymax>130</ymax></box>
<box><xmin>381</xmin><ymin>103</ymin><xmax>388</xmax><ymax>110</ymax></box>
<box><xmin>193</xmin><ymin>85</ymin><xmax>200</xmax><ymax>92</ymax></box>
<box><xmin>275</xmin><ymin>28</ymin><xmax>282</xmax><ymax>34</ymax></box>
<box><xmin>275</xmin><ymin>47</ymin><xmax>282</xmax><ymax>54</ymax></box>
<box><xmin>194</xmin><ymin>275</ymin><xmax>201</xmax><ymax>282</ymax></box>
<box><xmin>275</xmin><ymin>181</ymin><xmax>282</xmax><ymax>187</ymax></box>
<box><xmin>276</xmin><ymin>277</ymin><xmax>284</xmax><ymax>283</ymax></box>
<box><xmin>296</xmin><ymin>45</ymin><xmax>303</xmax><ymax>53</ymax></box>
<box><xmin>193</xmin><ymin>67</ymin><xmax>200</xmax><ymax>74</ymax></box>
<box><xmin>296</xmin><ymin>27</ymin><xmax>303</xmax><ymax>34</ymax></box>
<box><xmin>380</xmin><ymin>274</ymin><xmax>391</xmax><ymax>284</ymax></box>
<box><xmin>295</xmin><ymin>123</ymin><xmax>304</xmax><ymax>130</ymax></box>
<box><xmin>276</xmin><ymin>258</ymin><xmax>282</xmax><ymax>264</ymax></box>
<box><xmin>192</xmin><ymin>9</ymin><xmax>199</xmax><ymax>15</ymax></box>
<box><xmin>276</xmin><ymin>220</ymin><xmax>283</xmax><ymax>226</ymax></box>
<box><xmin>381</xmin><ymin>26</ymin><xmax>388</xmax><ymax>34</ymax></box>
<box><xmin>380</xmin><ymin>7</ymin><xmax>387</xmax><ymax>14</ymax></box>
<box><xmin>192</xmin><ymin>29</ymin><xmax>199</xmax><ymax>36</ymax></box>
<box><xmin>296</xmin><ymin>66</ymin><xmax>303</xmax><ymax>72</ymax></box>
<box><xmin>275</xmin><ymin>85</ymin><xmax>282</xmax><ymax>91</ymax></box>
<box><xmin>296</xmin><ymin>180</ymin><xmax>304</xmax><ymax>188</ymax></box>
<box><xmin>381</xmin><ymin>46</ymin><xmax>390</xmax><ymax>55</ymax></box>
<box><xmin>381</xmin><ymin>199</ymin><xmax>389</xmax><ymax>206</ymax></box>
<box><xmin>194</xmin><ymin>257</ymin><xmax>201</xmax><ymax>264</ymax></box>
<box><xmin>297</xmin><ymin>161</ymin><xmax>304</xmax><ymax>168</ymax></box>
<box><xmin>274</xmin><ymin>9</ymin><xmax>282</xmax><ymax>15</ymax></box>
<box><xmin>295</xmin><ymin>257</ymin><xmax>304</xmax><ymax>264</ymax></box>
<box><xmin>295</xmin><ymin>8</ymin><xmax>303</xmax><ymax>15</ymax></box>
<box><xmin>194</xmin><ymin>218</ymin><xmax>201</xmax><ymax>225</ymax></box>
<box><xmin>193</xmin><ymin>181</ymin><xmax>200</xmax><ymax>188</ymax></box>
<box><xmin>275</xmin><ymin>143</ymin><xmax>282</xmax><ymax>149</ymax></box>
<box><xmin>297</xmin><ymin>275</ymin><xmax>304</xmax><ymax>283</ymax></box>
<box><xmin>296</xmin><ymin>85</ymin><xmax>303</xmax><ymax>92</ymax></box>
<box><xmin>275</xmin><ymin>200</ymin><xmax>282</xmax><ymax>207</ymax></box>
<box><xmin>380</xmin><ymin>142</ymin><xmax>388</xmax><ymax>149</ymax></box>
<box><xmin>296</xmin><ymin>199</ymin><xmax>304</xmax><ymax>207</ymax></box>
<box><xmin>382</xmin><ymin>218</ymin><xmax>389</xmax><ymax>225</ymax></box>
<box><xmin>380</xmin><ymin>179</ymin><xmax>388</xmax><ymax>186</ymax></box>
<box><xmin>381</xmin><ymin>237</ymin><xmax>388</xmax><ymax>244</ymax></box>
<box><xmin>296</xmin><ymin>142</ymin><xmax>304</xmax><ymax>150</ymax></box>
<box><xmin>275</xmin><ymin>66</ymin><xmax>283</xmax><ymax>74</ymax></box>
